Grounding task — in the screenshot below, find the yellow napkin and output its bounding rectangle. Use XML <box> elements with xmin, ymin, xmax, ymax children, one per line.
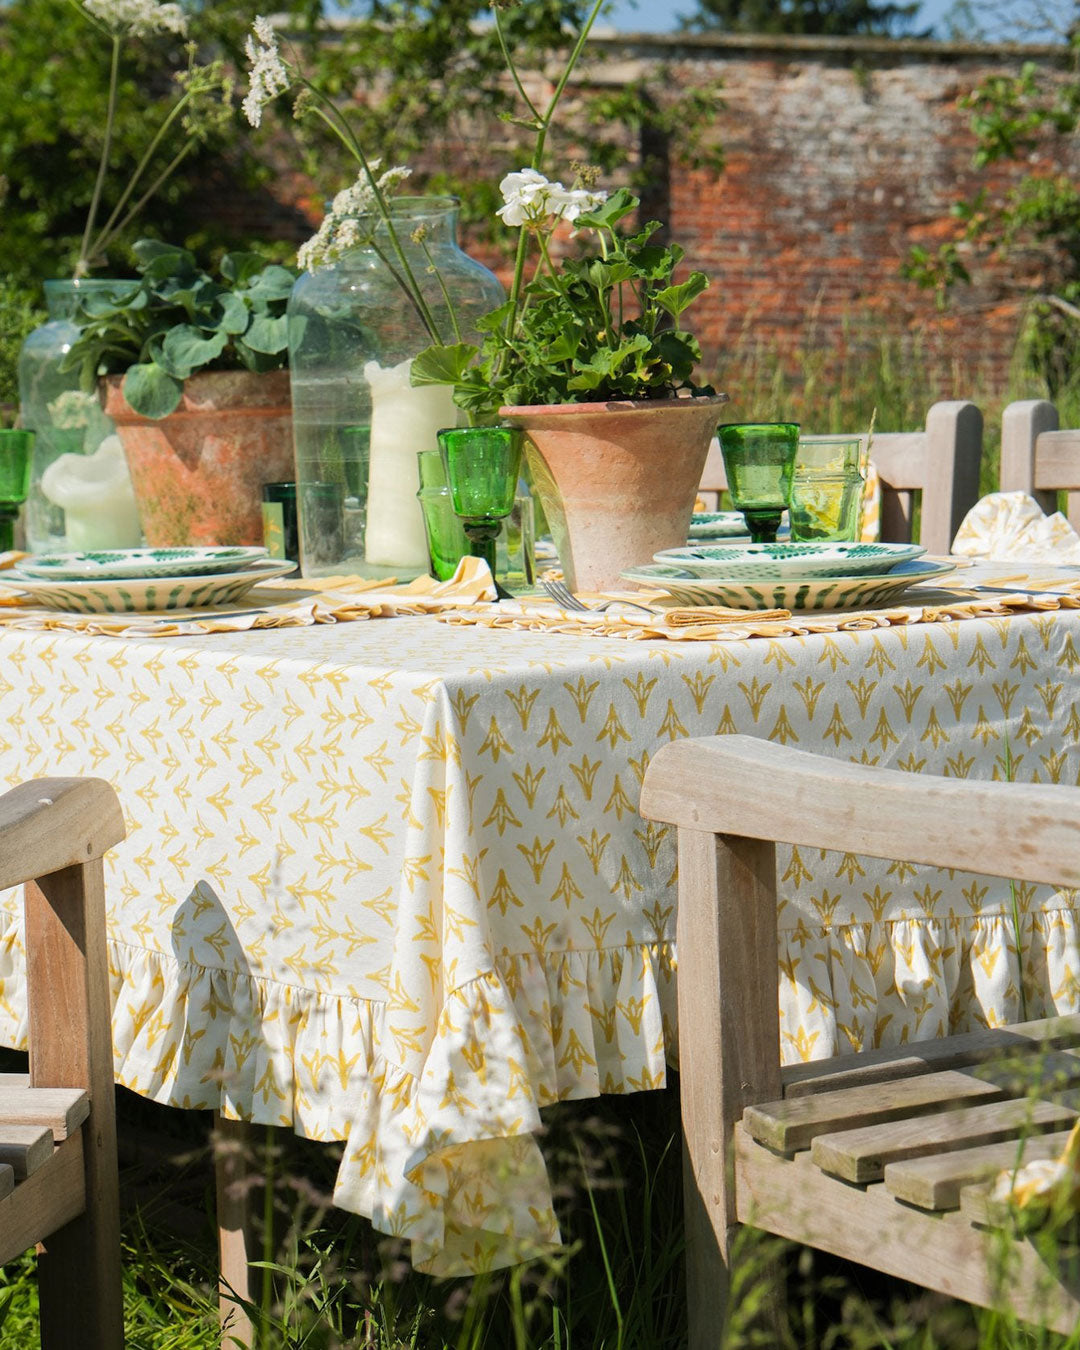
<box><xmin>991</xmin><ymin>1118</ymin><xmax>1080</xmax><ymax>1233</ymax></box>
<box><xmin>953</xmin><ymin>491</ymin><xmax>1080</xmax><ymax>562</ymax></box>
<box><xmin>662</xmin><ymin>605</ymin><xmax>791</xmax><ymax>627</ymax></box>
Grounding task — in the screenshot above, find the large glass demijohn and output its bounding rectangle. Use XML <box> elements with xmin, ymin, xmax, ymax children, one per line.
<box><xmin>286</xmin><ymin>196</ymin><xmax>504</xmax><ymax>578</ymax></box>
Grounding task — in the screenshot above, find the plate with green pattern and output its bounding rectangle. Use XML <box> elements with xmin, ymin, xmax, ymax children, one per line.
<box><xmin>655</xmin><ymin>540</ymin><xmax>925</xmax><ymax>580</ymax></box>
<box><xmin>17</xmin><ymin>546</ymin><xmax>269</xmax><ymax>581</ymax></box>
<box><xmin>620</xmin><ymin>557</ymin><xmax>955</xmax><ymax>610</ymax></box>
<box><xmin>2</xmin><ymin>557</ymin><xmax>297</xmax><ymax>613</ymax></box>
<box><xmin>688</xmin><ymin>512</ymin><xmax>751</xmax><ymax>540</ymax></box>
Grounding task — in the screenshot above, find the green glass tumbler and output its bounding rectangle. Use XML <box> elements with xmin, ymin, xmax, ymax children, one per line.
<box><xmin>437</xmin><ymin>425</ymin><xmax>523</xmax><ymax>597</ymax></box>
<box><xmin>789</xmin><ymin>471</ymin><xmax>865</xmax><ymax>542</ymax></box>
<box><xmin>717</xmin><ymin>422</ymin><xmax>799</xmax><ymax>544</ymax></box>
<box><xmin>416</xmin><ymin>449</ymin><xmax>469</xmax><ymax>581</ymax></box>
<box><xmin>0</xmin><ymin>429</ymin><xmax>34</xmax><ymax>553</ymax></box>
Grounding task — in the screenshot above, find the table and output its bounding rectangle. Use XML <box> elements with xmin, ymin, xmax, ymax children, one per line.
<box><xmin>0</xmin><ymin>577</ymin><xmax>1078</xmax><ymax>1274</ymax></box>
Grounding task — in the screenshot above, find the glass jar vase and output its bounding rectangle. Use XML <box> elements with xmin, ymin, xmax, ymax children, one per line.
<box><xmin>286</xmin><ymin>197</ymin><xmax>504</xmax><ymax>578</ymax></box>
<box><xmin>16</xmin><ymin>279</ymin><xmax>140</xmax><ymax>553</ymax></box>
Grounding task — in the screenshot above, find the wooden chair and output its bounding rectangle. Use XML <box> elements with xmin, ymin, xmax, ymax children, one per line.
<box><xmin>0</xmin><ymin>777</ymin><xmax>126</xmax><ymax>1348</ymax></box>
<box><xmin>639</xmin><ymin>735</ymin><xmax>1080</xmax><ymax>1344</ymax></box>
<box><xmin>699</xmin><ymin>401</ymin><xmax>983</xmax><ymax>555</ymax></box>
<box><xmin>1000</xmin><ymin>399</ymin><xmax>1080</xmax><ymax>531</ymax></box>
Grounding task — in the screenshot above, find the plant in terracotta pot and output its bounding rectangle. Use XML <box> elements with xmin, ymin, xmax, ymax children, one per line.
<box><xmin>64</xmin><ymin>240</ymin><xmax>297</xmax><ymax>546</ymax></box>
<box><xmin>409</xmin><ymin>1</ymin><xmax>726</xmax><ymax>592</ymax></box>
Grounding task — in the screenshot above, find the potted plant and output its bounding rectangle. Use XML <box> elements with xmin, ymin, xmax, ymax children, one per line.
<box><xmin>412</xmin><ymin>177</ymin><xmax>725</xmax><ymax>591</ymax></box>
<box><xmin>65</xmin><ymin>240</ymin><xmax>297</xmax><ymax>546</ymax></box>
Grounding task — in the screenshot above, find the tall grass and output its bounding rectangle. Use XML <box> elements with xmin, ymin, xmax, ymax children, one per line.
<box><xmin>711</xmin><ymin>309</ymin><xmax>1080</xmax><ymax>502</ymax></box>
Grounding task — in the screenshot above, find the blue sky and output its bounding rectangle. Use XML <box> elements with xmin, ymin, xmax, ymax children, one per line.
<box><xmin>599</xmin><ymin>0</ymin><xmax>962</xmax><ymax>35</ymax></box>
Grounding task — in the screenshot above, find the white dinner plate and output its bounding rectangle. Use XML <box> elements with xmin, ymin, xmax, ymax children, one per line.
<box><xmin>2</xmin><ymin>557</ymin><xmax>296</xmax><ymax>613</ymax></box>
<box><xmin>655</xmin><ymin>540</ymin><xmax>925</xmax><ymax>580</ymax></box>
<box><xmin>17</xmin><ymin>545</ymin><xmax>270</xmax><ymax>581</ymax></box>
<box><xmin>620</xmin><ymin>558</ymin><xmax>956</xmax><ymax>610</ymax></box>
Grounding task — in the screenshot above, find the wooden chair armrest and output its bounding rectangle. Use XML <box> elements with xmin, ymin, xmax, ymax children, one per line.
<box><xmin>0</xmin><ymin>779</ymin><xmax>124</xmax><ymax>892</ymax></box>
<box><xmin>639</xmin><ymin>735</ymin><xmax>1080</xmax><ymax>887</ymax></box>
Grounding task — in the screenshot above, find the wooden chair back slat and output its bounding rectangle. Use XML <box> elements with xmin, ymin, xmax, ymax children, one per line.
<box><xmin>1000</xmin><ymin>400</ymin><xmax>1080</xmax><ymax>531</ymax></box>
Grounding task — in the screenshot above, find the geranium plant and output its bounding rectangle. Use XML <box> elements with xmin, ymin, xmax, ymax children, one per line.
<box><xmin>63</xmin><ymin>239</ymin><xmax>295</xmax><ymax>418</ymax></box>
<box><xmin>412</xmin><ymin>177</ymin><xmax>711</xmax><ymax>417</ymax></box>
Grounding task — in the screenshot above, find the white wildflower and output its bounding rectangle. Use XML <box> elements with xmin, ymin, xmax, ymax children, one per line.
<box><xmin>496</xmin><ymin>169</ymin><xmax>607</xmax><ymax>228</ymax></box>
<box><xmin>242</xmin><ymin>15</ymin><xmax>290</xmax><ymax>128</ymax></box>
<box><xmin>297</xmin><ymin>166</ymin><xmax>412</xmax><ymax>271</ymax></box>
<box><xmin>82</xmin><ymin>0</ymin><xmax>187</xmax><ymax>37</ymax></box>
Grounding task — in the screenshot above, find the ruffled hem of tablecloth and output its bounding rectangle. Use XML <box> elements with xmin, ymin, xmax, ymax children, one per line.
<box><xmin>0</xmin><ymin>905</ymin><xmax>1077</xmax><ymax>1274</ymax></box>
<box><xmin>775</xmin><ymin>906</ymin><xmax>1080</xmax><ymax>1064</ymax></box>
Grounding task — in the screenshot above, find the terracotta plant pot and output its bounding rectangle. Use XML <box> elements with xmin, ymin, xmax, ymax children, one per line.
<box><xmin>499</xmin><ymin>395</ymin><xmax>729</xmax><ymax>592</ymax></box>
<box><xmin>102</xmin><ymin>369</ymin><xmax>295</xmax><ymax>547</ymax></box>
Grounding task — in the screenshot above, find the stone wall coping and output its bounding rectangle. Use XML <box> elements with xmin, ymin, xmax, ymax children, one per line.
<box><xmin>303</xmin><ymin>15</ymin><xmax>1072</xmax><ymax>67</ymax></box>
<box><xmin>586</xmin><ymin>29</ymin><xmax>1072</xmax><ymax>64</ymax></box>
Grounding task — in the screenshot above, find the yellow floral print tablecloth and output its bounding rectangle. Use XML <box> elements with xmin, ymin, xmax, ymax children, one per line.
<box><xmin>0</xmin><ymin>571</ymin><xmax>1079</xmax><ymax>1273</ymax></box>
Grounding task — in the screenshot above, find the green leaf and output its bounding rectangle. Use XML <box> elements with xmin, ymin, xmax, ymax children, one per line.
<box><xmin>410</xmin><ymin>343</ymin><xmax>479</xmax><ymax>387</ymax></box>
<box><xmin>221</xmin><ymin>252</ymin><xmax>269</xmax><ymax>285</ymax></box>
<box><xmin>158</xmin><ymin>325</ymin><xmax>228</xmax><ymax>378</ymax></box>
<box><xmin>566</xmin><ymin>334</ymin><xmax>651</xmax><ymax>391</ymax></box>
<box><xmin>244</xmin><ymin>265</ymin><xmax>297</xmax><ymax>302</ymax></box>
<box><xmin>216</xmin><ymin>292</ymin><xmax>250</xmax><ymax>335</ymax></box>
<box><xmin>242</xmin><ymin>314</ymin><xmax>289</xmax><ymax>355</ymax></box>
<box><xmin>132</xmin><ymin>238</ymin><xmax>195</xmax><ymax>271</ymax></box>
<box><xmin>586</xmin><ymin>259</ymin><xmax>637</xmax><ymax>290</ymax></box>
<box><xmin>122</xmin><ymin>362</ymin><xmax>183</xmax><ymax>419</ymax></box>
<box><xmin>573</xmin><ymin>188</ymin><xmax>638</xmax><ymax>232</ymax></box>
<box><xmin>653</xmin><ymin>272</ymin><xmax>708</xmax><ymax>321</ymax></box>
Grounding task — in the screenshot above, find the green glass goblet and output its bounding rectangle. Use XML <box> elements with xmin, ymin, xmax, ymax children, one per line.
<box><xmin>717</xmin><ymin>421</ymin><xmax>799</xmax><ymax>544</ymax></box>
<box><xmin>0</xmin><ymin>430</ymin><xmax>34</xmax><ymax>553</ymax></box>
<box><xmin>437</xmin><ymin>425</ymin><xmax>523</xmax><ymax>598</ymax></box>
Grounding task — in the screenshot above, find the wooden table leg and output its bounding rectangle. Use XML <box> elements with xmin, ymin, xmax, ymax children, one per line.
<box><xmin>214</xmin><ymin>1112</ymin><xmax>256</xmax><ymax>1349</ymax></box>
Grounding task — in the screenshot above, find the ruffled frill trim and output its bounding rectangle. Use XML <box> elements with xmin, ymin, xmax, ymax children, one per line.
<box><xmin>0</xmin><ymin>904</ymin><xmax>675</xmax><ymax>1276</ymax></box>
<box><xmin>777</xmin><ymin>907</ymin><xmax>1080</xmax><ymax>1065</ymax></box>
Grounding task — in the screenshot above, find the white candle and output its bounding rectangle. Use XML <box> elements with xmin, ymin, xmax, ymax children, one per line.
<box><xmin>40</xmin><ymin>434</ymin><xmax>143</xmax><ymax>551</ymax></box>
<box><xmin>363</xmin><ymin>357</ymin><xmax>458</xmax><ymax>569</ymax></box>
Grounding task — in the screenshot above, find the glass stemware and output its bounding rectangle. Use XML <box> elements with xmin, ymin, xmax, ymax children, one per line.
<box><xmin>0</xmin><ymin>430</ymin><xmax>34</xmax><ymax>553</ymax></box>
<box><xmin>437</xmin><ymin>425</ymin><xmax>522</xmax><ymax>598</ymax></box>
<box><xmin>717</xmin><ymin>422</ymin><xmax>799</xmax><ymax>544</ymax></box>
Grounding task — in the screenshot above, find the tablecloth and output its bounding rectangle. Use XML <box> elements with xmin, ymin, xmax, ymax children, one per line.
<box><xmin>1</xmin><ymin>569</ymin><xmax>1079</xmax><ymax>1273</ymax></box>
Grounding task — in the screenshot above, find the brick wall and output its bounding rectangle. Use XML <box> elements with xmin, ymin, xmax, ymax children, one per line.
<box><xmin>231</xmin><ymin>31</ymin><xmax>1079</xmax><ymax>400</ymax></box>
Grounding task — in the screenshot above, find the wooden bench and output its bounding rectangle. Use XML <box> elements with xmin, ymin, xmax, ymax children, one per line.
<box><xmin>640</xmin><ymin>735</ymin><xmax>1080</xmax><ymax>1344</ymax></box>
<box><xmin>1000</xmin><ymin>399</ymin><xmax>1080</xmax><ymax>530</ymax></box>
<box><xmin>0</xmin><ymin>777</ymin><xmax>125</xmax><ymax>1348</ymax></box>
<box><xmin>699</xmin><ymin>401</ymin><xmax>983</xmax><ymax>554</ymax></box>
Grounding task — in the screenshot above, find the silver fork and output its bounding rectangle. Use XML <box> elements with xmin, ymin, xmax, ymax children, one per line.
<box><xmin>540</xmin><ymin>577</ymin><xmax>657</xmax><ymax>616</ymax></box>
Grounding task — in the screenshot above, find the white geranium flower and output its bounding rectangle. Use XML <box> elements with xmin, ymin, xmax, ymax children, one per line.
<box><xmin>82</xmin><ymin>0</ymin><xmax>187</xmax><ymax>37</ymax></box>
<box><xmin>496</xmin><ymin>168</ymin><xmax>555</xmax><ymax>227</ymax></box>
<box><xmin>497</xmin><ymin>169</ymin><xmax>608</xmax><ymax>228</ymax></box>
<box><xmin>242</xmin><ymin>15</ymin><xmax>290</xmax><ymax>128</ymax></box>
<box><xmin>298</xmin><ymin>165</ymin><xmax>413</xmax><ymax>271</ymax></box>
<box><xmin>551</xmin><ymin>185</ymin><xmax>608</xmax><ymax>223</ymax></box>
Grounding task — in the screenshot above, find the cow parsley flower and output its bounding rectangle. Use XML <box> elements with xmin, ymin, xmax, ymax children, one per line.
<box><xmin>297</xmin><ymin>165</ymin><xmax>413</xmax><ymax>271</ymax></box>
<box><xmin>243</xmin><ymin>16</ymin><xmax>290</xmax><ymax>129</ymax></box>
<box><xmin>82</xmin><ymin>0</ymin><xmax>187</xmax><ymax>37</ymax></box>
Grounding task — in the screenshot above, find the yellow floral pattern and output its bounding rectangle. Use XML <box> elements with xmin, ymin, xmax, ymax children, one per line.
<box><xmin>0</xmin><ymin>589</ymin><xmax>1078</xmax><ymax>1273</ymax></box>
